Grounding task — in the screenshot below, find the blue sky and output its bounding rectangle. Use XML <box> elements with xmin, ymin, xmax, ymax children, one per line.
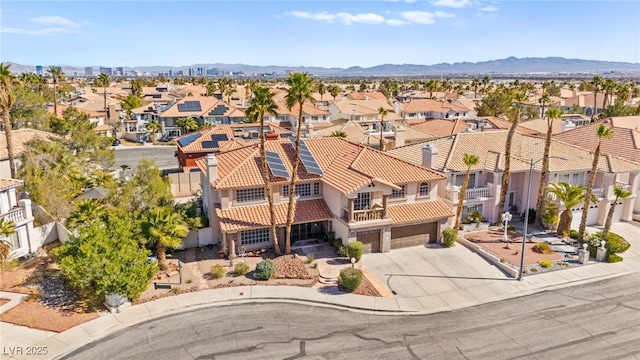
<box><xmin>1</xmin><ymin>1</ymin><xmax>639</xmax><ymax>68</ymax></box>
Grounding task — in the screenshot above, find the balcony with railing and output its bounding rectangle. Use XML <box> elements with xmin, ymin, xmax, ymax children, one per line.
<box><xmin>1</xmin><ymin>208</ymin><xmax>25</xmax><ymax>223</ymax></box>
<box><xmin>342</xmin><ymin>208</ymin><xmax>385</xmax><ymax>222</ymax></box>
<box><xmin>445</xmin><ymin>186</ymin><xmax>491</xmax><ymax>201</ymax></box>
<box><xmin>592</xmin><ymin>188</ymin><xmax>605</xmax><ymax>199</ymax></box>
<box><xmin>615</xmin><ymin>182</ymin><xmax>631</xmax><ymax>192</ymax></box>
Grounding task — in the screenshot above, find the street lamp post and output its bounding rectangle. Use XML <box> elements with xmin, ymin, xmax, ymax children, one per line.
<box><xmin>502</xmin><ymin>211</ymin><xmax>512</xmax><ymax>245</ymax></box>
<box><xmin>518</xmin><ymin>156</ymin><xmax>567</xmax><ymax>281</ymax></box>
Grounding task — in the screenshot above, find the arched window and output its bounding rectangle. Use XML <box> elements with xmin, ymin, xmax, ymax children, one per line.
<box><xmin>419</xmin><ymin>182</ymin><xmax>429</xmax><ymax>196</ymax></box>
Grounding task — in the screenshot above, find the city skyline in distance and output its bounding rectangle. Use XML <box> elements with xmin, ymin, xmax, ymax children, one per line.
<box><xmin>1</xmin><ymin>1</ymin><xmax>639</xmax><ymax>68</ymax></box>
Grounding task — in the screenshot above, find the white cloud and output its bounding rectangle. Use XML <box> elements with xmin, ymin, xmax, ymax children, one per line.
<box><xmin>0</xmin><ymin>26</ymin><xmax>78</xmax><ymax>36</ymax></box>
<box><xmin>336</xmin><ymin>13</ymin><xmax>386</xmax><ymax>25</ymax></box>
<box><xmin>435</xmin><ymin>11</ymin><xmax>455</xmax><ymax>18</ymax></box>
<box><xmin>28</xmin><ymin>15</ymin><xmax>84</xmax><ymax>28</ymax></box>
<box><xmin>401</xmin><ymin>11</ymin><xmax>436</xmax><ymax>24</ymax></box>
<box><xmin>286</xmin><ymin>11</ymin><xmax>336</xmax><ymax>22</ymax></box>
<box><xmin>432</xmin><ymin>0</ymin><xmax>473</xmax><ymax>8</ymax></box>
<box><xmin>478</xmin><ymin>5</ymin><xmax>499</xmax><ymax>11</ymax></box>
<box><xmin>386</xmin><ymin>19</ymin><xmax>410</xmax><ymax>26</ymax></box>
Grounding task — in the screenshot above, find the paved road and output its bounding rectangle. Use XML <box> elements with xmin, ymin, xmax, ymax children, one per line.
<box><xmin>112</xmin><ymin>145</ymin><xmax>178</xmax><ymax>171</ymax></box>
<box><xmin>62</xmin><ymin>274</ymin><xmax>640</xmax><ymax>360</ymax></box>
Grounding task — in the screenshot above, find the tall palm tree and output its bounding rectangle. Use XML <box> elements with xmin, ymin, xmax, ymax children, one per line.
<box><xmin>547</xmin><ymin>182</ymin><xmax>588</xmax><ymax>237</ymax></box>
<box><xmin>538</xmin><ymin>93</ymin><xmax>550</xmax><ymax>119</ymax></box>
<box><xmin>602</xmin><ymin>186</ymin><xmax>632</xmax><ymax>238</ymax></box>
<box><xmin>471</xmin><ymin>78</ymin><xmax>481</xmax><ymax>98</ymax></box>
<box><xmin>578</xmin><ymin>124</ymin><xmax>613</xmax><ymax>242</ymax></box>
<box><xmin>455</xmin><ymin>153</ymin><xmax>480</xmax><ymax>229</ymax></box>
<box><xmin>217</xmin><ymin>78</ymin><xmax>232</xmax><ymax>102</ymax></box>
<box><xmin>328</xmin><ymin>84</ymin><xmax>341</xmax><ymax>101</ymax></box>
<box><xmin>534</xmin><ymin>106</ymin><xmax>563</xmax><ymax>226</ymax></box>
<box><xmin>590</xmin><ymin>76</ymin><xmax>603</xmax><ymax>120</ymax></box>
<box><xmin>316</xmin><ymin>82</ymin><xmax>326</xmax><ymax>101</ymax></box>
<box><xmin>96</xmin><ymin>73</ymin><xmax>111</xmax><ymax>116</ymax></box>
<box><xmin>145</xmin><ymin>119</ymin><xmax>162</xmax><ymax>140</ymax></box>
<box><xmin>246</xmin><ymin>85</ymin><xmax>281</xmax><ymax>255</ymax></box>
<box><xmin>0</xmin><ymin>63</ymin><xmax>20</xmax><ymax>178</ymax></box>
<box><xmin>329</xmin><ymin>130</ymin><xmax>347</xmax><ymax>138</ymax></box>
<box><xmin>284</xmin><ymin>72</ymin><xmax>315</xmax><ymax>254</ymax></box>
<box><xmin>47</xmin><ymin>66</ymin><xmax>64</xmax><ymax>115</ymax></box>
<box><xmin>425</xmin><ymin>79</ymin><xmax>439</xmax><ymax>99</ymax></box>
<box><xmin>496</xmin><ymin>90</ymin><xmax>524</xmax><ymax>218</ymax></box>
<box><xmin>377</xmin><ymin>107</ymin><xmax>388</xmax><ymax>151</ymax></box>
<box><xmin>602</xmin><ymin>78</ymin><xmax>617</xmax><ymax>110</ymax></box>
<box><xmin>143</xmin><ymin>207</ymin><xmax>189</xmax><ymax>270</ymax></box>
<box><xmin>481</xmin><ymin>75</ymin><xmax>491</xmax><ymax>94</ymax></box>
<box><xmin>0</xmin><ymin>217</ymin><xmax>16</xmax><ymax>268</ymax></box>
<box><xmin>66</xmin><ymin>199</ymin><xmax>108</xmax><ymax>230</ymax></box>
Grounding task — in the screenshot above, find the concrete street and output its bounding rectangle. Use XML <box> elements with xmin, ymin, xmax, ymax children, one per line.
<box><xmin>60</xmin><ymin>275</ymin><xmax>640</xmax><ymax>360</ymax></box>
<box><xmin>111</xmin><ymin>145</ymin><xmax>178</xmax><ymax>171</ymax></box>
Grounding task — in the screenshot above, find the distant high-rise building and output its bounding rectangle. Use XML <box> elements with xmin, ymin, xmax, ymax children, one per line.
<box><xmin>206</xmin><ymin>68</ymin><xmax>218</xmax><ymax>76</ymax></box>
<box><xmin>99</xmin><ymin>67</ymin><xmax>113</xmax><ymax>76</ymax></box>
<box><xmin>85</xmin><ymin>67</ymin><xmax>93</xmax><ymax>76</ymax></box>
<box><xmin>197</xmin><ymin>67</ymin><xmax>204</xmax><ymax>76</ymax></box>
<box><xmin>168</xmin><ymin>69</ymin><xmax>173</xmax><ymax>77</ymax></box>
<box><xmin>188</xmin><ymin>68</ymin><xmax>194</xmax><ymax>77</ymax></box>
<box><xmin>116</xmin><ymin>67</ymin><xmax>125</xmax><ymax>76</ymax></box>
<box><xmin>35</xmin><ymin>66</ymin><xmax>43</xmax><ymax>75</ymax></box>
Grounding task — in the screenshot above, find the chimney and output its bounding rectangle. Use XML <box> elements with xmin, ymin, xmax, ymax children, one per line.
<box><xmin>108</xmin><ymin>104</ymin><xmax>117</xmax><ymax>122</ymax></box>
<box><xmin>560</xmin><ymin>120</ymin><xmax>575</xmax><ymax>133</ymax></box>
<box><xmin>206</xmin><ymin>153</ymin><xmax>218</xmax><ymax>181</ymax></box>
<box><xmin>393</xmin><ymin>102</ymin><xmax>401</xmax><ymax>114</ymax></box>
<box><xmin>421</xmin><ymin>144</ymin><xmax>438</xmax><ymax>169</ymax></box>
<box><xmin>394</xmin><ymin>125</ymin><xmax>406</xmax><ymax>148</ymax></box>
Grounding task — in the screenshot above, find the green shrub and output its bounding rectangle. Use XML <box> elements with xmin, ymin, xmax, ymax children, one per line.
<box><xmin>532</xmin><ymin>242</ymin><xmax>552</xmax><ymax>254</ymax></box>
<box><xmin>442</xmin><ymin>228</ymin><xmax>458</xmax><ymax>248</ymax></box>
<box><xmin>347</xmin><ymin>241</ymin><xmax>364</xmax><ymax>261</ymax></box>
<box><xmin>234</xmin><ymin>262</ymin><xmax>250</xmax><ymax>276</ymax></box>
<box><xmin>569</xmin><ymin>230</ymin><xmax>579</xmax><ymax>239</ymax></box>
<box><xmin>305</xmin><ymin>255</ymin><xmax>315</xmax><ymax>264</ymax></box>
<box><xmin>326</xmin><ymin>231</ymin><xmax>335</xmax><ymax>241</ymax></box>
<box><xmin>333</xmin><ymin>238</ymin><xmax>342</xmax><ymax>249</ymax></box>
<box><xmin>337</xmin><ymin>245</ymin><xmax>348</xmax><ymax>257</ymax></box>
<box><xmin>209</xmin><ymin>264</ymin><xmax>226</xmax><ymax>279</ymax></box>
<box><xmin>538</xmin><ymin>260</ymin><xmax>553</xmax><ymax>268</ymax></box>
<box><xmin>255</xmin><ymin>259</ymin><xmax>276</xmax><ymax>280</ymax></box>
<box><xmin>339</xmin><ymin>268</ymin><xmax>363</xmax><ymax>291</ymax></box>
<box><xmin>607</xmin><ymin>253</ymin><xmax>623</xmax><ymax>263</ymax></box>
<box><xmin>507</xmin><ymin>225</ymin><xmax>515</xmax><ymax>232</ymax></box>
<box><xmin>603</xmin><ymin>232</ymin><xmax>630</xmax><ymax>254</ymax></box>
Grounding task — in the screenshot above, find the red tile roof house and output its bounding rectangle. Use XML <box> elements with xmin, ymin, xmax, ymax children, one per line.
<box><xmin>195</xmin><ymin>137</ymin><xmax>453</xmax><ymax>255</ymax></box>
<box><xmin>399</xmin><ymin>99</ymin><xmax>472</xmax><ymax>121</ymax></box>
<box><xmin>158</xmin><ymin>97</ymin><xmax>246</xmax><ymax>139</ymax></box>
<box><xmin>388</xmin><ymin>130</ymin><xmax>640</xmax><ymax>229</ymax></box>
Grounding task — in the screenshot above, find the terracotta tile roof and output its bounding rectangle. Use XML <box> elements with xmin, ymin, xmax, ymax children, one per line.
<box><xmin>196</xmin><ymin>137</ymin><xmax>446</xmax><ymax>195</ymax></box>
<box><xmin>388</xmin><ymin>130</ymin><xmax>640</xmax><ymax>174</ymax></box>
<box><xmin>554</xmin><ymin>120</ymin><xmax>640</xmax><ymax>164</ymax></box>
<box><xmin>409</xmin><ymin>119</ymin><xmax>472</xmax><ymax>137</ymax></box>
<box><xmin>0</xmin><ymin>129</ymin><xmax>59</xmax><ymax>160</ymax></box>
<box><xmin>346</xmin><ymin>92</ymin><xmax>388</xmax><ymax>101</ymax></box>
<box><xmin>275</xmin><ymin>100</ymin><xmax>329</xmax><ymax>117</ymax></box>
<box><xmin>311</xmin><ymin>121</ymin><xmax>388</xmax><ymax>146</ymax></box>
<box><xmin>93</xmin><ymin>124</ymin><xmax>112</xmax><ymax>132</ymax></box>
<box><xmin>519</xmin><ymin>118</ymin><xmax>564</xmax><ymax>136</ymax></box>
<box><xmin>215</xmin><ymin>199</ymin><xmax>333</xmax><ymax>232</ymax></box>
<box><xmin>387</xmin><ymin>198</ymin><xmax>454</xmax><ymax>224</ymax></box>
<box><xmin>160</xmin><ymin>96</ymin><xmax>244</xmax><ymax>118</ymax></box>
<box><xmin>606</xmin><ymin>115</ymin><xmax>640</xmax><ymax>130</ymax></box>
<box><xmin>331</xmin><ymin>99</ymin><xmax>393</xmax><ymax>116</ymax></box>
<box><xmin>0</xmin><ymin>178</ymin><xmax>22</xmax><ymax>190</ymax></box>
<box><xmin>403</xmin><ymin>99</ymin><xmax>469</xmax><ymax>115</ymax></box>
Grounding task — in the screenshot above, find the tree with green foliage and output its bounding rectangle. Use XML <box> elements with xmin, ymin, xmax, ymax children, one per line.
<box><xmin>547</xmin><ymin>182</ymin><xmax>589</xmax><ymax>237</ymax></box>
<box><xmin>46</xmin><ymin>66</ymin><xmax>64</xmax><ymax>116</ymax></box>
<box><xmin>284</xmin><ymin>72</ymin><xmax>315</xmax><ymax>254</ymax></box>
<box><xmin>602</xmin><ymin>186</ymin><xmax>632</xmax><ymax>238</ymax></box>
<box><xmin>590</xmin><ymin>76</ymin><xmax>603</xmax><ymax>120</ymax></box>
<box><xmin>0</xmin><ymin>63</ymin><xmax>21</xmax><ymax>177</ymax></box>
<box><xmin>108</xmin><ymin>159</ymin><xmax>173</xmax><ymax>213</ymax></box>
<box><xmin>95</xmin><ymin>73</ymin><xmax>111</xmax><ymax>115</ymax></box>
<box><xmin>176</xmin><ymin>117</ymin><xmax>199</xmax><ymax>133</ymax></box>
<box><xmin>0</xmin><ymin>218</ymin><xmax>16</xmax><ymax>266</ymax></box>
<box><xmin>578</xmin><ymin>124</ymin><xmax>613</xmax><ymax>243</ymax></box>
<box><xmin>328</xmin><ymin>84</ymin><xmax>341</xmax><ymax>101</ymax></box>
<box><xmin>378</xmin><ymin>106</ymin><xmax>388</xmax><ymax>151</ymax></box>
<box><xmin>142</xmin><ymin>207</ymin><xmax>189</xmax><ymax>269</ymax></box>
<box><xmin>9</xmin><ymin>86</ymin><xmax>50</xmax><ymax>130</ymax></box>
<box><xmin>121</xmin><ymin>94</ymin><xmax>143</xmax><ymax>119</ymax></box>
<box><xmin>329</xmin><ymin>130</ymin><xmax>347</xmax><ymax>138</ymax></box>
<box><xmin>475</xmin><ymin>87</ymin><xmax>514</xmax><ymax>117</ymax></box>
<box><xmin>455</xmin><ymin>153</ymin><xmax>480</xmax><ymax>229</ymax></box>
<box><xmin>66</xmin><ymin>199</ymin><xmax>108</xmax><ymax>230</ymax></box>
<box><xmin>425</xmin><ymin>79</ymin><xmax>439</xmax><ymax>99</ymax></box>
<box><xmin>316</xmin><ymin>82</ymin><xmax>327</xmax><ymax>100</ymax></box>
<box><xmin>54</xmin><ymin>213</ymin><xmax>156</xmax><ymax>301</ymax></box>
<box><xmin>601</xmin><ymin>98</ymin><xmax>635</xmax><ymax>118</ymax></box>
<box><xmin>534</xmin><ymin>106</ymin><xmax>563</xmax><ymax>226</ymax></box>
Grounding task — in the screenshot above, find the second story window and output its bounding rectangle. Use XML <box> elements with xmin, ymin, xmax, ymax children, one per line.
<box><xmin>419</xmin><ymin>182</ymin><xmax>430</xmax><ymax>196</ymax></box>
<box><xmin>354</xmin><ymin>192</ymin><xmax>370</xmax><ymax>211</ymax></box>
<box><xmin>390</xmin><ymin>185</ymin><xmax>406</xmax><ymax>199</ymax></box>
<box><xmin>455</xmin><ymin>173</ymin><xmax>476</xmax><ymax>189</ymax></box>
<box><xmin>236</xmin><ymin>188</ymin><xmax>265</xmax><ymax>203</ymax></box>
<box><xmin>283</xmin><ymin>182</ymin><xmax>320</xmax><ymax>197</ymax></box>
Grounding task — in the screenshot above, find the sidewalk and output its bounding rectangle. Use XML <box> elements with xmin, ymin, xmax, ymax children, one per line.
<box><xmin>1</xmin><ymin>223</ymin><xmax>638</xmax><ymax>360</ymax></box>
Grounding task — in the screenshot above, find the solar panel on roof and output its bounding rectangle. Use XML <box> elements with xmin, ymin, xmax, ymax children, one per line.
<box><xmin>209</xmin><ymin>104</ymin><xmax>229</xmax><ymax>116</ymax></box>
<box><xmin>208</xmin><ymin>133</ymin><xmax>229</xmax><ymax>148</ymax></box>
<box><xmin>178</xmin><ymin>101</ymin><xmax>202</xmax><ymax>112</ymax></box>
<box><xmin>265</xmin><ymin>151</ymin><xmax>290</xmax><ymax>179</ymax></box>
<box><xmin>298</xmin><ymin>139</ymin><xmax>324</xmax><ymax>176</ymax></box>
<box><xmin>279</xmin><ymin>133</ymin><xmax>292</xmax><ymax>138</ymax></box>
<box><xmin>201</xmin><ymin>141</ymin><xmax>217</xmax><ymax>149</ymax></box>
<box><xmin>176</xmin><ymin>132</ymin><xmax>202</xmax><ymax>147</ymax></box>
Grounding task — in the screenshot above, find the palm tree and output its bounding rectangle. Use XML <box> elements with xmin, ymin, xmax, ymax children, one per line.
<box><xmin>481</xmin><ymin>75</ymin><xmax>491</xmax><ymax>94</ymax></box>
<box><xmin>66</xmin><ymin>199</ymin><xmax>108</xmax><ymax>229</ymax></box>
<box><xmin>0</xmin><ymin>63</ymin><xmax>21</xmax><ymax>178</ymax></box>
<box><xmin>455</xmin><ymin>153</ymin><xmax>480</xmax><ymax>229</ymax></box>
<box><xmin>176</xmin><ymin>117</ymin><xmax>199</xmax><ymax>133</ymax></box>
<box><xmin>538</xmin><ymin>93</ymin><xmax>550</xmax><ymax>119</ymax></box>
<box><xmin>425</xmin><ymin>79</ymin><xmax>439</xmax><ymax>99</ymax></box>
<box><xmin>217</xmin><ymin>78</ymin><xmax>232</xmax><ymax>102</ymax></box>
<box><xmin>96</xmin><ymin>73</ymin><xmax>111</xmax><ymax>116</ymax></box>
<box><xmin>246</xmin><ymin>85</ymin><xmax>281</xmax><ymax>255</ymax></box>
<box><xmin>378</xmin><ymin>107</ymin><xmax>388</xmax><ymax>151</ymax></box>
<box><xmin>471</xmin><ymin>78</ymin><xmax>481</xmax><ymax>98</ymax></box>
<box><xmin>534</xmin><ymin>106</ymin><xmax>563</xmax><ymax>226</ymax></box>
<box><xmin>143</xmin><ymin>207</ymin><xmax>189</xmax><ymax>270</ymax></box>
<box><xmin>590</xmin><ymin>76</ymin><xmax>603</xmax><ymax>120</ymax></box>
<box><xmin>602</xmin><ymin>186</ymin><xmax>632</xmax><ymax>238</ymax></box>
<box><xmin>284</xmin><ymin>72</ymin><xmax>315</xmax><ymax>254</ymax></box>
<box><xmin>316</xmin><ymin>82</ymin><xmax>326</xmax><ymax>101</ymax></box>
<box><xmin>578</xmin><ymin>124</ymin><xmax>613</xmax><ymax>242</ymax></box>
<box><xmin>145</xmin><ymin>119</ymin><xmax>162</xmax><ymax>140</ymax></box>
<box><xmin>0</xmin><ymin>217</ymin><xmax>16</xmax><ymax>269</ymax></box>
<box><xmin>602</xmin><ymin>78</ymin><xmax>617</xmax><ymax>110</ymax></box>
<box><xmin>496</xmin><ymin>90</ymin><xmax>524</xmax><ymax>218</ymax></box>
<box><xmin>47</xmin><ymin>66</ymin><xmax>64</xmax><ymax>115</ymax></box>
<box><xmin>328</xmin><ymin>84</ymin><xmax>341</xmax><ymax>101</ymax></box>
<box><xmin>329</xmin><ymin>130</ymin><xmax>347</xmax><ymax>138</ymax></box>
<box><xmin>547</xmin><ymin>182</ymin><xmax>588</xmax><ymax>237</ymax></box>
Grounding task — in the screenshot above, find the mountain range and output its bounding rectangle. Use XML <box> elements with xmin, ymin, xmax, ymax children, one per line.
<box><xmin>7</xmin><ymin>57</ymin><xmax>640</xmax><ymax>76</ymax></box>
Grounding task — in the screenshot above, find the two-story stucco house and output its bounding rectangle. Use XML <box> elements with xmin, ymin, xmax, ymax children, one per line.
<box><xmin>1</xmin><ymin>179</ymin><xmax>37</xmax><ymax>259</ymax></box>
<box><xmin>195</xmin><ymin>137</ymin><xmax>453</xmax><ymax>254</ymax></box>
<box><xmin>388</xmin><ymin>130</ymin><xmax>640</xmax><ymax>228</ymax></box>
<box><xmin>158</xmin><ymin>97</ymin><xmax>246</xmax><ymax>139</ymax></box>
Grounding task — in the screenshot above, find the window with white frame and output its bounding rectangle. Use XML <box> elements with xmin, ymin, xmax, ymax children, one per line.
<box><xmin>282</xmin><ymin>182</ymin><xmax>320</xmax><ymax>197</ymax></box>
<box><xmin>557</xmin><ymin>172</ymin><xmax>585</xmax><ymax>186</ymax></box>
<box><xmin>390</xmin><ymin>185</ymin><xmax>406</xmax><ymax>199</ymax></box>
<box><xmin>419</xmin><ymin>182</ymin><xmax>430</xmax><ymax>196</ymax></box>
<box><xmin>354</xmin><ymin>192</ymin><xmax>371</xmax><ymax>211</ymax></box>
<box><xmin>236</xmin><ymin>188</ymin><xmax>265</xmax><ymax>203</ymax></box>
<box><xmin>455</xmin><ymin>173</ymin><xmax>476</xmax><ymax>189</ymax></box>
<box><xmin>462</xmin><ymin>204</ymin><xmax>483</xmax><ymax>219</ymax></box>
<box><xmin>240</xmin><ymin>228</ymin><xmax>270</xmax><ymax>245</ymax></box>
<box><xmin>313</xmin><ymin>182</ymin><xmax>320</xmax><ymax>195</ymax></box>
<box><xmin>5</xmin><ymin>233</ymin><xmax>19</xmax><ymax>252</ymax></box>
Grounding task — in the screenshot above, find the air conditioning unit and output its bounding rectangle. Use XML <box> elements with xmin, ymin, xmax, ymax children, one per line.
<box><xmin>249</xmin><ymin>130</ymin><xmax>259</xmax><ymax>139</ymax></box>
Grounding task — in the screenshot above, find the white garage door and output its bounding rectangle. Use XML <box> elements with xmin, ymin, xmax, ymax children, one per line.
<box><xmin>570</xmin><ymin>204</ymin><xmax>599</xmax><ymax>230</ymax></box>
